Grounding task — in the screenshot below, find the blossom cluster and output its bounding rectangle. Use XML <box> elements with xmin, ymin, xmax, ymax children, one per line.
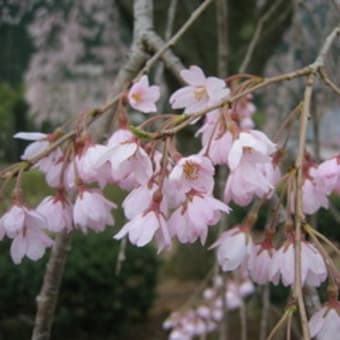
<box><xmin>163</xmin><ymin>275</ymin><xmax>255</xmax><ymax>340</ymax></box>
<box><xmin>0</xmin><ymin>65</ymin><xmax>340</xmax><ymax>339</ymax></box>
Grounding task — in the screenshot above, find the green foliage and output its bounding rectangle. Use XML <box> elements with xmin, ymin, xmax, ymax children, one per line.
<box><xmin>0</xmin><ymin>231</ymin><xmax>159</xmax><ymax>339</ymax></box>
<box><xmin>0</xmin><ymin>83</ymin><xmax>28</xmax><ymax>162</ymax></box>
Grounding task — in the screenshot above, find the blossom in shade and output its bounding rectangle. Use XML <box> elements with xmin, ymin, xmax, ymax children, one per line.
<box><xmin>1</xmin><ymin>204</ymin><xmax>53</xmax><ymax>264</ymax></box>
<box><xmin>210</xmin><ymin>225</ymin><xmax>253</xmax><ymax>272</ymax></box>
<box><xmin>169</xmin><ymin>191</ymin><xmax>230</xmax><ymax>245</ymax></box>
<box><xmin>169</xmin><ymin>155</ymin><xmax>215</xmax><ymax>194</ymax></box>
<box><xmin>270</xmin><ymin>239</ymin><xmax>327</xmax><ymax>287</ymax></box>
<box><xmin>73</xmin><ymin>189</ymin><xmax>116</xmax><ymax>233</ymax></box>
<box><xmin>170</xmin><ymin>65</ymin><xmax>230</xmax><ymax>114</ymax></box>
<box><xmin>36</xmin><ymin>193</ymin><xmax>73</xmax><ymax>232</ymax></box>
<box><xmin>128</xmin><ymin>75</ymin><xmax>160</xmax><ymax>113</ymax></box>
<box><xmin>309</xmin><ymin>302</ymin><xmax>340</xmax><ymax>339</ymax></box>
<box><xmin>248</xmin><ymin>235</ymin><xmax>275</xmax><ymax>284</ymax></box>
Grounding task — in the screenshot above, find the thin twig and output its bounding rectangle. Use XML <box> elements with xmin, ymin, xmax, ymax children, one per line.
<box><xmin>286</xmin><ymin>312</ymin><xmax>292</xmax><ymax>340</ymax></box>
<box><xmin>293</xmin><ymin>72</ymin><xmax>316</xmax><ymax>340</ymax></box>
<box><xmin>260</xmin><ymin>285</ymin><xmax>270</xmax><ymax>340</ymax></box>
<box><xmin>266</xmin><ymin>308</ymin><xmax>292</xmax><ymax>340</ymax></box>
<box><xmin>137</xmin><ymin>0</ymin><xmax>214</xmax><ymax>78</ymax></box>
<box><xmin>240</xmin><ymin>299</ymin><xmax>247</xmax><ymax>340</ymax></box>
<box><xmin>239</xmin><ymin>0</ymin><xmax>283</xmax><ymax>73</ymax></box>
<box><xmin>319</xmin><ymin>67</ymin><xmax>340</xmax><ymax>95</ymax></box>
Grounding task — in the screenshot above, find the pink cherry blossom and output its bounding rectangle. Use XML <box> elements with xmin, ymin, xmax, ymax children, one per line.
<box><xmin>198</xmin><ymin>117</ymin><xmax>233</xmax><ymax>165</ymax></box>
<box><xmin>223</xmin><ymin>130</ymin><xmax>278</xmax><ymax>205</ymax></box>
<box><xmin>170</xmin><ymin>65</ymin><xmax>230</xmax><ymax>114</ymax></box>
<box><xmin>14</xmin><ymin>132</ymin><xmax>63</xmax><ymax>178</ymax></box>
<box><xmin>128</xmin><ymin>75</ymin><xmax>160</xmax><ymax>113</ymax></box>
<box><xmin>10</xmin><ymin>224</ymin><xmax>54</xmax><ymax>264</ymax></box>
<box><xmin>36</xmin><ymin>193</ymin><xmax>73</xmax><ymax>232</ymax></box>
<box><xmin>309</xmin><ymin>302</ymin><xmax>340</xmax><ymax>339</ymax></box>
<box><xmin>169</xmin><ymin>191</ymin><xmax>230</xmax><ymax>245</ymax></box>
<box><xmin>270</xmin><ymin>239</ymin><xmax>327</xmax><ymax>287</ymax></box>
<box><xmin>224</xmin><ymin>159</ymin><xmax>277</xmax><ymax>206</ymax></box>
<box><xmin>77</xmin><ymin>143</ymin><xmax>113</xmax><ymax>187</ymax></box>
<box><xmin>100</xmin><ymin>129</ymin><xmax>153</xmax><ymax>186</ymax></box>
<box><xmin>14</xmin><ymin>132</ymin><xmax>49</xmax><ymax>160</ymax></box>
<box><xmin>210</xmin><ymin>225</ymin><xmax>253</xmax><ymax>272</ymax></box>
<box><xmin>248</xmin><ymin>237</ymin><xmax>275</xmax><ymax>284</ymax></box>
<box><xmin>1</xmin><ymin>204</ymin><xmax>53</xmax><ymax>264</ymax></box>
<box><xmin>227</xmin><ymin>130</ymin><xmax>276</xmax><ymax>170</ymax></box>
<box><xmin>122</xmin><ymin>183</ymin><xmax>169</xmax><ymax>220</ymax></box>
<box><xmin>1</xmin><ymin>205</ymin><xmax>28</xmax><ymax>236</ymax></box>
<box><xmin>296</xmin><ymin>157</ymin><xmax>340</xmax><ymax>214</ymax></box>
<box><xmin>114</xmin><ymin>208</ymin><xmax>170</xmax><ymax>249</ymax></box>
<box><xmin>234</xmin><ymin>94</ymin><xmax>256</xmax><ymax>129</ymax></box>
<box><xmin>73</xmin><ymin>189</ymin><xmax>116</xmax><ymax>233</ymax></box>
<box><xmin>169</xmin><ymin>155</ymin><xmax>215</xmax><ymax>194</ymax></box>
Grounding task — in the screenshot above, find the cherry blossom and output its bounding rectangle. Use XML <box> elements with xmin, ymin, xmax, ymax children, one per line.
<box><xmin>170</xmin><ymin>65</ymin><xmax>230</xmax><ymax>114</ymax></box>
<box><xmin>211</xmin><ymin>225</ymin><xmax>253</xmax><ymax>272</ymax></box>
<box><xmin>14</xmin><ymin>131</ymin><xmax>66</xmax><ymax>188</ymax></box>
<box><xmin>115</xmin><ymin>203</ymin><xmax>171</xmax><ymax>249</ymax></box>
<box><xmin>1</xmin><ymin>204</ymin><xmax>53</xmax><ymax>264</ymax></box>
<box><xmin>10</xmin><ymin>224</ymin><xmax>54</xmax><ymax>264</ymax></box>
<box><xmin>36</xmin><ymin>193</ymin><xmax>73</xmax><ymax>232</ymax></box>
<box><xmin>128</xmin><ymin>75</ymin><xmax>160</xmax><ymax>113</ymax></box>
<box><xmin>14</xmin><ymin>132</ymin><xmax>49</xmax><ymax>160</ymax></box>
<box><xmin>298</xmin><ymin>157</ymin><xmax>340</xmax><ymax>214</ymax></box>
<box><xmin>227</xmin><ymin>130</ymin><xmax>276</xmax><ymax>170</ymax></box>
<box><xmin>169</xmin><ymin>191</ymin><xmax>230</xmax><ymax>245</ymax></box>
<box><xmin>169</xmin><ymin>155</ymin><xmax>215</xmax><ymax>194</ymax></box>
<box><xmin>198</xmin><ymin>120</ymin><xmax>233</xmax><ymax>165</ymax></box>
<box><xmin>248</xmin><ymin>236</ymin><xmax>276</xmax><ymax>284</ymax></box>
<box><xmin>270</xmin><ymin>239</ymin><xmax>327</xmax><ymax>287</ymax></box>
<box><xmin>101</xmin><ymin>129</ymin><xmax>153</xmax><ymax>186</ymax></box>
<box><xmin>309</xmin><ymin>302</ymin><xmax>340</xmax><ymax>339</ymax></box>
<box><xmin>76</xmin><ymin>143</ymin><xmax>113</xmax><ymax>187</ymax></box>
<box><xmin>73</xmin><ymin>189</ymin><xmax>116</xmax><ymax>233</ymax></box>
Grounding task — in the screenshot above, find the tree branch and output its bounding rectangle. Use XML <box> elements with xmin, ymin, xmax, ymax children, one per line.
<box><xmin>136</xmin><ymin>0</ymin><xmax>214</xmax><ymax>78</ymax></box>
<box><xmin>31</xmin><ymin>231</ymin><xmax>72</xmax><ymax>340</ymax></box>
<box><xmin>239</xmin><ymin>0</ymin><xmax>284</xmax><ymax>73</ymax></box>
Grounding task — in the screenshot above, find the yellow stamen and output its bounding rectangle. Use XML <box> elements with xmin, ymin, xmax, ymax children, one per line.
<box><xmin>183</xmin><ymin>161</ymin><xmax>200</xmax><ymax>180</ymax></box>
<box><xmin>194</xmin><ymin>87</ymin><xmax>207</xmax><ymax>101</ymax></box>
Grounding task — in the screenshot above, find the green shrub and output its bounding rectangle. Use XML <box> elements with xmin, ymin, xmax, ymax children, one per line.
<box><xmin>0</xmin><ymin>230</ymin><xmax>159</xmax><ymax>340</ymax></box>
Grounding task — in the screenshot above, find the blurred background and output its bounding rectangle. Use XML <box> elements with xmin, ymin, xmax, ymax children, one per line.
<box><xmin>0</xmin><ymin>0</ymin><xmax>339</xmax><ymax>339</ymax></box>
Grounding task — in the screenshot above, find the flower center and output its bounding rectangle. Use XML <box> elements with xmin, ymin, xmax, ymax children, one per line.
<box><xmin>183</xmin><ymin>161</ymin><xmax>200</xmax><ymax>180</ymax></box>
<box><xmin>131</xmin><ymin>92</ymin><xmax>142</xmax><ymax>103</ymax></box>
<box><xmin>194</xmin><ymin>86</ymin><xmax>207</xmax><ymax>101</ymax></box>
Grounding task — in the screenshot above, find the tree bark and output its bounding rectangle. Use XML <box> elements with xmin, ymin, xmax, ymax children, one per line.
<box><xmin>31</xmin><ymin>231</ymin><xmax>72</xmax><ymax>340</ymax></box>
